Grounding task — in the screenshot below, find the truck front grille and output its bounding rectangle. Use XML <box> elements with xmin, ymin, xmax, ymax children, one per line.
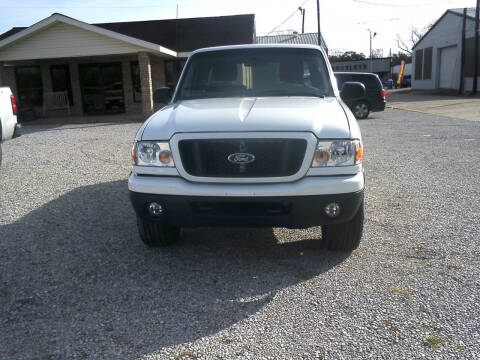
<box><xmin>178</xmin><ymin>138</ymin><xmax>307</xmax><ymax>178</ymax></box>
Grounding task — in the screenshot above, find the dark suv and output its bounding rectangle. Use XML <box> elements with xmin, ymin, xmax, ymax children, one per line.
<box><xmin>334</xmin><ymin>72</ymin><xmax>386</xmax><ymax>119</ymax></box>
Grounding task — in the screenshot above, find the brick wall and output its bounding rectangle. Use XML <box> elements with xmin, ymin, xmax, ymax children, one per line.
<box><xmin>68</xmin><ymin>61</ymin><xmax>83</xmax><ymax>116</ymax></box>
<box><xmin>138</xmin><ymin>52</ymin><xmax>154</xmax><ymax>116</ymax></box>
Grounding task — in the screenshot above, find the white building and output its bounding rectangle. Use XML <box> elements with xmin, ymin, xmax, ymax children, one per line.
<box><xmin>331</xmin><ymin>58</ymin><xmax>392</xmax><ymax>80</ymax></box>
<box><xmin>412</xmin><ymin>8</ymin><xmax>479</xmax><ymax>92</ymax></box>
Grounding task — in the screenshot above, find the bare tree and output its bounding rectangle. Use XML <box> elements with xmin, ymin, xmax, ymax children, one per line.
<box><xmin>371</xmin><ymin>49</ymin><xmax>384</xmax><ymax>58</ymax></box>
<box><xmin>396</xmin><ymin>23</ymin><xmax>433</xmax><ymax>54</ymax></box>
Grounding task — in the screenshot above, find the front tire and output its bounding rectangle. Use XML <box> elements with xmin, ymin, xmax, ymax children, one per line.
<box><xmin>353</xmin><ymin>101</ymin><xmax>370</xmax><ymax>119</ymax></box>
<box><xmin>322</xmin><ymin>200</ymin><xmax>364</xmax><ymax>252</ymax></box>
<box><xmin>136</xmin><ymin>216</ymin><xmax>180</xmax><ymax>247</ymax></box>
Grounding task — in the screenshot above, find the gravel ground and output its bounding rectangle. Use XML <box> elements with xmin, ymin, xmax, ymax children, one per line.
<box><xmin>0</xmin><ymin>109</ymin><xmax>479</xmax><ymax>359</ymax></box>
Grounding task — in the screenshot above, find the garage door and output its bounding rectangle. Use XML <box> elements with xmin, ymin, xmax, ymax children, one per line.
<box><xmin>439</xmin><ymin>46</ymin><xmax>457</xmax><ymax>89</ymax></box>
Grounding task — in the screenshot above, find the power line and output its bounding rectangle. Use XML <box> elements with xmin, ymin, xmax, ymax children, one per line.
<box><xmin>0</xmin><ymin>5</ymin><xmax>175</xmax><ymax>8</ymax></box>
<box><xmin>258</xmin><ymin>14</ymin><xmax>425</xmax><ymax>35</ymax></box>
<box><xmin>352</xmin><ymin>0</ymin><xmax>466</xmax><ymax>8</ymax></box>
<box><xmin>266</xmin><ymin>0</ymin><xmax>310</xmax><ymax>35</ymax></box>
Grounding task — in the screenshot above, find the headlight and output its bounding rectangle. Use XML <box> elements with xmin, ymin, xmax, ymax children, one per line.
<box><xmin>132</xmin><ymin>141</ymin><xmax>175</xmax><ymax>167</ymax></box>
<box><xmin>311</xmin><ymin>140</ymin><xmax>362</xmax><ymax>167</ymax></box>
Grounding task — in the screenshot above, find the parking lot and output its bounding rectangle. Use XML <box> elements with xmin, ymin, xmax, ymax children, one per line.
<box><xmin>1</xmin><ymin>109</ymin><xmax>479</xmax><ymax>359</ymax></box>
<box><xmin>387</xmin><ymin>89</ymin><xmax>480</xmax><ymax>122</ymax></box>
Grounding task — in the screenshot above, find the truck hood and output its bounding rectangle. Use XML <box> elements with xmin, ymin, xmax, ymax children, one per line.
<box><xmin>140</xmin><ymin>97</ymin><xmax>351</xmax><ymax>140</ymax></box>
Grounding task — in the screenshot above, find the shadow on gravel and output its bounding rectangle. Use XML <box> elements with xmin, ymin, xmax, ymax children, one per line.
<box><xmin>0</xmin><ymin>180</ymin><xmax>349</xmax><ymax>358</ymax></box>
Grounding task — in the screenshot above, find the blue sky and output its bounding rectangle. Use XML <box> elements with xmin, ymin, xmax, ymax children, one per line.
<box><xmin>0</xmin><ymin>0</ymin><xmax>476</xmax><ymax>55</ymax></box>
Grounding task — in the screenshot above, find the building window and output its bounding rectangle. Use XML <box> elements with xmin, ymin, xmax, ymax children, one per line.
<box><xmin>423</xmin><ymin>47</ymin><xmax>433</xmax><ymax>80</ymax></box>
<box><xmin>16</xmin><ymin>66</ymin><xmax>43</xmax><ymax>106</ymax></box>
<box><xmin>164</xmin><ymin>59</ymin><xmax>187</xmax><ymax>88</ymax></box>
<box><xmin>415</xmin><ymin>49</ymin><xmax>423</xmax><ymax>80</ymax></box>
<box><xmin>131</xmin><ymin>62</ymin><xmax>141</xmax><ymax>103</ymax></box>
<box><xmin>165</xmin><ymin>60</ymin><xmax>177</xmax><ymax>87</ymax></box>
<box><xmin>50</xmin><ymin>65</ymin><xmax>73</xmax><ymax>105</ymax></box>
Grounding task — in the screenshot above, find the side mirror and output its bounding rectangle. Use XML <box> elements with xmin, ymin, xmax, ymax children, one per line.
<box><xmin>153</xmin><ymin>87</ymin><xmax>172</xmax><ymax>104</ymax></box>
<box><xmin>340</xmin><ymin>82</ymin><xmax>366</xmax><ymax>101</ymax></box>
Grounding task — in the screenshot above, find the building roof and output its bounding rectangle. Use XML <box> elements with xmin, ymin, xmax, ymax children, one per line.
<box><xmin>413</xmin><ymin>7</ymin><xmax>476</xmax><ymax>50</ymax></box>
<box><xmin>449</xmin><ymin>7</ymin><xmax>477</xmax><ymax>20</ymax></box>
<box><xmin>0</xmin><ymin>13</ymin><xmax>256</xmax><ymax>53</ymax></box>
<box><xmin>0</xmin><ymin>13</ymin><xmax>178</xmax><ymax>59</ymax></box>
<box><xmin>256</xmin><ymin>32</ymin><xmax>328</xmax><ymax>50</ymax></box>
<box><xmin>0</xmin><ymin>27</ymin><xmax>25</xmax><ymax>41</ymax></box>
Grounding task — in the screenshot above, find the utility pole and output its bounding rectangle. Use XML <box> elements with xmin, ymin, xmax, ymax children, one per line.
<box><xmin>317</xmin><ymin>0</ymin><xmax>321</xmax><ymax>48</ymax></box>
<box><xmin>299</xmin><ymin>7</ymin><xmax>305</xmax><ymax>33</ymax></box>
<box><xmin>460</xmin><ymin>8</ymin><xmax>467</xmax><ymax>94</ymax></box>
<box><xmin>473</xmin><ymin>0</ymin><xmax>479</xmax><ymax>94</ymax></box>
<box><xmin>368</xmin><ymin>29</ymin><xmax>377</xmax><ymax>73</ymax></box>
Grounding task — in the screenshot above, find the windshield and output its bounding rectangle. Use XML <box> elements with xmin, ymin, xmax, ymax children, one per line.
<box><xmin>175</xmin><ymin>48</ymin><xmax>334</xmax><ymax>100</ymax></box>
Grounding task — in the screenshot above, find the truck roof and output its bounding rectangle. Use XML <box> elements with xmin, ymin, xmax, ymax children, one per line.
<box><xmin>191</xmin><ymin>43</ymin><xmax>324</xmax><ymax>55</ymax></box>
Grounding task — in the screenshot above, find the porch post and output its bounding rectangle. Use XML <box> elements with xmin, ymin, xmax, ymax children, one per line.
<box><xmin>69</xmin><ymin>62</ymin><xmax>83</xmax><ymax>116</ymax></box>
<box><xmin>138</xmin><ymin>52</ymin><xmax>154</xmax><ymax>116</ymax></box>
<box><xmin>40</xmin><ymin>63</ymin><xmax>52</xmax><ymax>116</ymax></box>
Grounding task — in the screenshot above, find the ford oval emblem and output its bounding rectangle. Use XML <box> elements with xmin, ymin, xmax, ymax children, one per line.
<box><xmin>227</xmin><ymin>152</ymin><xmax>255</xmax><ymax>164</ymax></box>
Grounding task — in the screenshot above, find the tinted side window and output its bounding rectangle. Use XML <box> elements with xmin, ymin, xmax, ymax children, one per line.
<box><xmin>356</xmin><ymin>75</ymin><xmax>380</xmax><ymax>89</ymax></box>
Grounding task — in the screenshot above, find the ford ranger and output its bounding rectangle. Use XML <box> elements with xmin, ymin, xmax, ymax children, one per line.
<box><xmin>129</xmin><ymin>45</ymin><xmax>366</xmax><ymax>252</ymax></box>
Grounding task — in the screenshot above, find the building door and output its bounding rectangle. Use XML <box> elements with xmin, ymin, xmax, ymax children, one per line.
<box><xmin>79</xmin><ymin>63</ymin><xmax>125</xmax><ymax>115</ymax></box>
<box><xmin>439</xmin><ymin>46</ymin><xmax>457</xmax><ymax>89</ymax></box>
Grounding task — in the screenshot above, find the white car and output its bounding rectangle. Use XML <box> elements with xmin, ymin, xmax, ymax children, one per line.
<box><xmin>129</xmin><ymin>45</ymin><xmax>366</xmax><ymax>252</ymax></box>
<box><xmin>0</xmin><ymin>86</ymin><xmax>20</xmax><ymax>165</ymax></box>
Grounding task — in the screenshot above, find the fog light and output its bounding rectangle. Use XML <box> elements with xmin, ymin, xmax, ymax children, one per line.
<box><xmin>324</xmin><ymin>202</ymin><xmax>341</xmax><ymax>218</ymax></box>
<box><xmin>148</xmin><ymin>202</ymin><xmax>163</xmax><ymax>216</ymax></box>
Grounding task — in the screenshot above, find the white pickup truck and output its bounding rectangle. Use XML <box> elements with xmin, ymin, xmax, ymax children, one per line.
<box><xmin>0</xmin><ymin>87</ymin><xmax>20</xmax><ymax>165</ymax></box>
<box><xmin>129</xmin><ymin>45</ymin><xmax>366</xmax><ymax>252</ymax></box>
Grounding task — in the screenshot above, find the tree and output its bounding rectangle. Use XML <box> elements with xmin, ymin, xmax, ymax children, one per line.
<box><xmin>396</xmin><ymin>22</ymin><xmax>434</xmax><ymax>54</ymax></box>
<box><xmin>391</xmin><ymin>52</ymin><xmax>412</xmax><ymax>66</ymax></box>
<box><xmin>328</xmin><ymin>51</ymin><xmax>366</xmax><ymax>62</ymax></box>
<box><xmin>371</xmin><ymin>49</ymin><xmax>384</xmax><ymax>58</ymax></box>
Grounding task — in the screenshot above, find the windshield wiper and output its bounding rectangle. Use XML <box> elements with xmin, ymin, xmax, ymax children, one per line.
<box><xmin>257</xmin><ymin>90</ymin><xmax>326</xmax><ymax>98</ymax></box>
<box><xmin>181</xmin><ymin>85</ymin><xmax>223</xmax><ymax>92</ymax></box>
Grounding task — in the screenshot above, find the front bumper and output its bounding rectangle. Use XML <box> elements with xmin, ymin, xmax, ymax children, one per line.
<box><xmin>129</xmin><ymin>173</ymin><xmax>364</xmax><ymax>228</ymax></box>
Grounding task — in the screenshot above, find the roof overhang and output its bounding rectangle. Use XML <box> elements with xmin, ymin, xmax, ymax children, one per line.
<box><xmin>413</xmin><ymin>9</ymin><xmax>476</xmax><ymax>50</ymax></box>
<box><xmin>0</xmin><ymin>13</ymin><xmax>177</xmax><ymax>58</ymax></box>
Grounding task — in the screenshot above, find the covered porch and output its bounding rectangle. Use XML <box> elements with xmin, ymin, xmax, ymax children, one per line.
<box><xmin>0</xmin><ymin>13</ymin><xmax>178</xmax><ymax>120</ymax></box>
<box><xmin>1</xmin><ymin>52</ymin><xmax>170</xmax><ymax>119</ymax></box>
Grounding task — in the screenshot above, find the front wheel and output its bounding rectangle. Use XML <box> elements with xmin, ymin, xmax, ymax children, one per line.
<box><xmin>353</xmin><ymin>101</ymin><xmax>370</xmax><ymax>119</ymax></box>
<box><xmin>322</xmin><ymin>200</ymin><xmax>364</xmax><ymax>252</ymax></box>
<box><xmin>136</xmin><ymin>216</ymin><xmax>180</xmax><ymax>247</ymax></box>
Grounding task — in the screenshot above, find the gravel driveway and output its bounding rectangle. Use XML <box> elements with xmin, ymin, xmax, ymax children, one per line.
<box><xmin>1</xmin><ymin>109</ymin><xmax>479</xmax><ymax>359</ymax></box>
